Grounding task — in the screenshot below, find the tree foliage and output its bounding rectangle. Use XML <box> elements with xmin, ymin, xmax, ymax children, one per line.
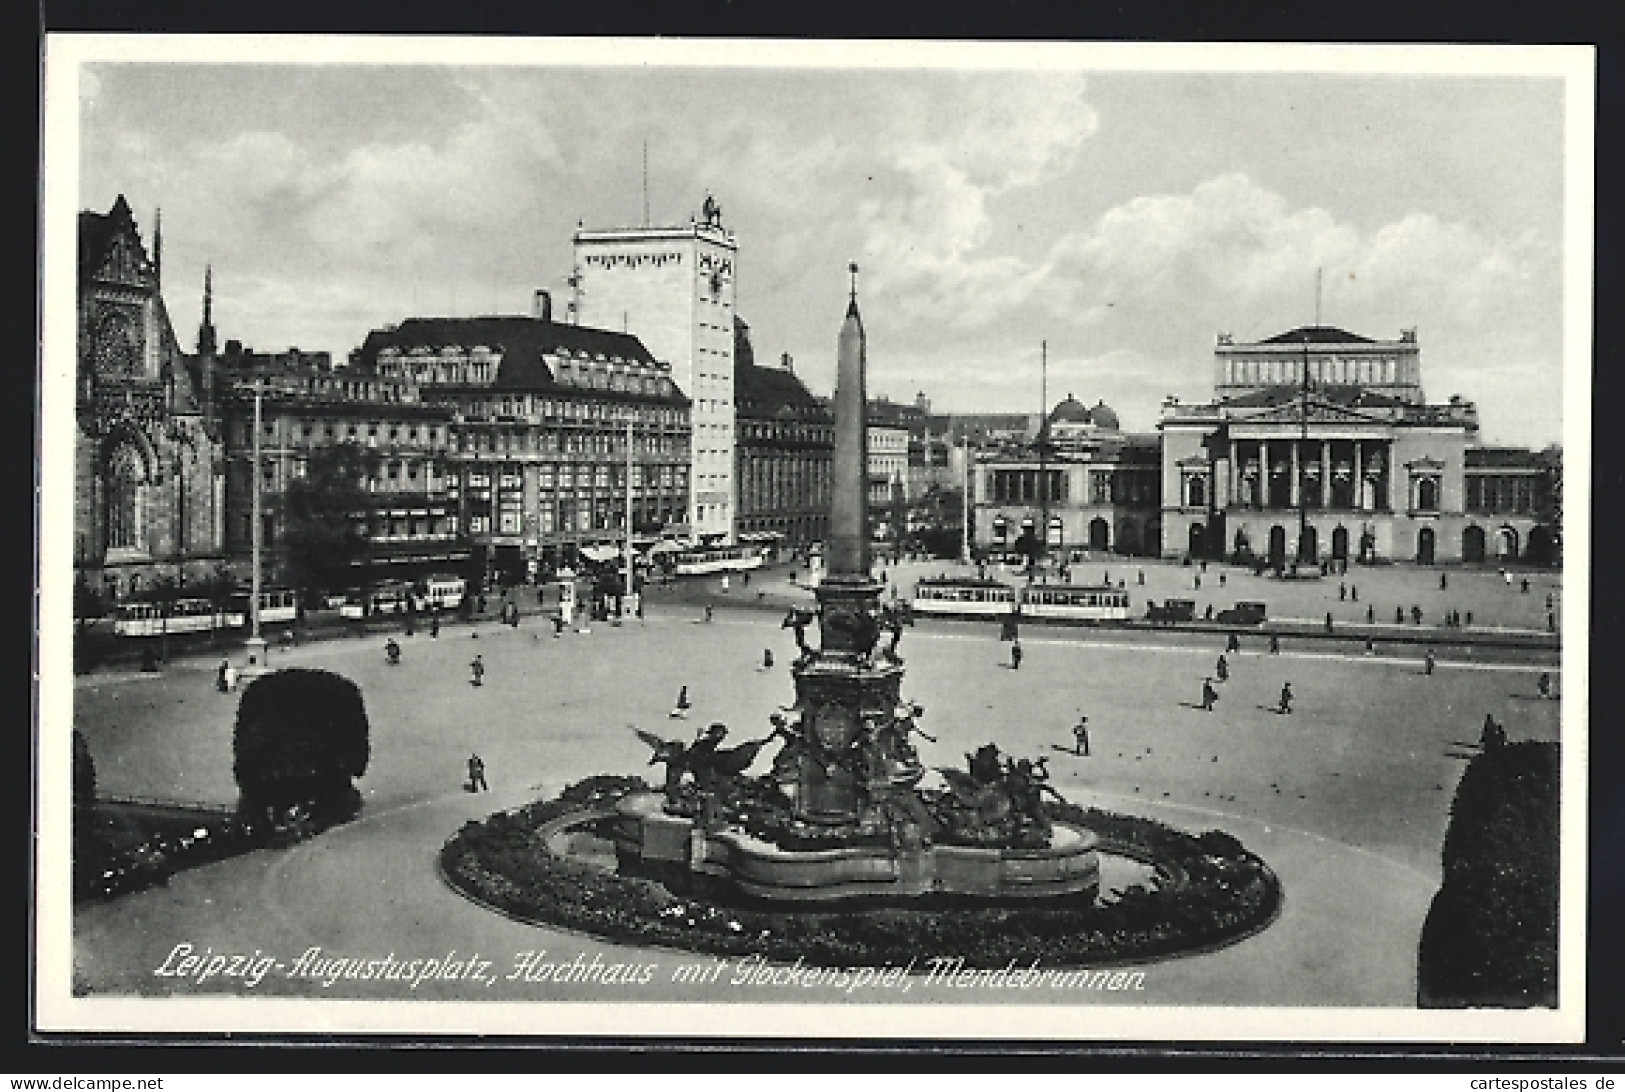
<box><xmin>279</xmin><ymin>442</ymin><xmax>377</xmax><ymax>599</ymax></box>
<box><xmin>232</xmin><ymin>667</ymin><xmax>371</xmax><ymax>821</ymax></box>
<box><xmin>1418</xmin><ymin>741</ymin><xmax>1559</xmax><ymax>1007</ymax></box>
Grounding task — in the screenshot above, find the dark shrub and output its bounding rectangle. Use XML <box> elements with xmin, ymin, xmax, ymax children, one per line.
<box><xmin>1418</xmin><ymin>741</ymin><xmax>1558</xmax><ymax>1007</ymax></box>
<box><xmin>232</xmin><ymin>667</ymin><xmax>370</xmax><ymax>824</ymax></box>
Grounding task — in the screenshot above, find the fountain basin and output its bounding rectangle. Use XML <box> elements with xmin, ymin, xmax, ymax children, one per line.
<box><xmin>612</xmin><ymin>792</ymin><xmax>1099</xmax><ymax>903</ymax></box>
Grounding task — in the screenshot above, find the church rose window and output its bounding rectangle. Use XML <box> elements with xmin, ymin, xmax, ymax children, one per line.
<box><xmin>94</xmin><ymin>313</ymin><xmax>139</xmax><ymax>376</ymax></box>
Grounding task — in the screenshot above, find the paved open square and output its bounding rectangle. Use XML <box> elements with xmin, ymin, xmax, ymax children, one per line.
<box><xmin>72</xmin><ymin>569</ymin><xmax>1561</xmax><ymax>1007</ymax></box>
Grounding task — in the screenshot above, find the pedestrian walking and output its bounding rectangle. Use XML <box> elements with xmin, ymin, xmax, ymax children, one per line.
<box><xmin>1269</xmin><ymin>634</ymin><xmax>1280</xmax><ymax>655</ymax></box>
<box><xmin>1226</xmin><ymin>632</ymin><xmax>1241</xmax><ymax>654</ymax></box>
<box><xmin>1215</xmin><ymin>653</ymin><xmax>1229</xmax><ymax>683</ymax></box>
<box><xmin>762</xmin><ymin>648</ymin><xmax>775</xmax><ymax>670</ymax></box>
<box><xmin>1350</xmin><ymin>585</ymin><xmax>1358</xmax><ymax>602</ymax></box>
<box><xmin>670</xmin><ymin>685</ymin><xmax>691</xmax><ymax>719</ymax></box>
<box><xmin>1440</xmin><ymin>572</ymin><xmax>1448</xmax><ymax>591</ymax></box>
<box><xmin>1545</xmin><ymin>593</ymin><xmax>1554</xmax><ymax>611</ymax></box>
<box><xmin>1324</xmin><ymin>612</ymin><xmax>1334</xmax><ymax>633</ymax></box>
<box><xmin>1366</xmin><ymin>604</ymin><xmax>1375</xmax><ymax>624</ymax></box>
<box><xmin>467</xmin><ymin>753</ymin><xmax>488</xmax><ymax>792</ymax></box>
<box><xmin>429</xmin><ymin>613</ymin><xmax>440</xmax><ymax>638</ymax></box>
<box><xmin>1072</xmin><ymin>715</ymin><xmax>1090</xmax><ymax>756</ymax></box>
<box><xmin>1205</xmin><ymin>604</ymin><xmax>1214</xmax><ymax>621</ymax></box>
<box><xmin>1547</xmin><ymin>611</ymin><xmax>1556</xmax><ymax>632</ymax></box>
<box><xmin>223</xmin><ymin>662</ymin><xmax>239</xmax><ymax>692</ymax></box>
<box><xmin>385</xmin><ymin>638</ymin><xmax>401</xmax><ymax>666</ymax></box>
<box><xmin>469</xmin><ymin>655</ymin><xmax>485</xmax><ymax>687</ymax></box>
<box><xmin>1277</xmin><ymin>682</ymin><xmax>1294</xmax><ymax>715</ymax></box>
<box><xmin>1219</xmin><ymin>572</ymin><xmax>1227</xmax><ymax>587</ymax></box>
<box><xmin>704</xmin><ymin>603</ymin><xmax>714</xmax><ymax>624</ymax></box>
<box><xmin>1339</xmin><ymin>582</ymin><xmax>1347</xmax><ymax>601</ymax></box>
<box><xmin>1396</xmin><ymin>606</ymin><xmax>1405</xmax><ymax>625</ymax></box>
<box><xmin>1424</xmin><ymin>648</ymin><xmax>1436</xmax><ymax>676</ymax></box>
<box><xmin>1194</xmin><ymin>573</ymin><xmax>1202</xmax><ymax>590</ymax></box>
<box><xmin>1137</xmin><ymin>570</ymin><xmax>1145</xmax><ymax>586</ymax></box>
<box><xmin>1538</xmin><ymin>672</ymin><xmax>1553</xmax><ymax>700</ymax></box>
<box><xmin>216</xmin><ymin>658</ymin><xmax>230</xmax><ymax>693</ymax></box>
<box><xmin>1010</xmin><ymin>639</ymin><xmax>1023</xmax><ymax>670</ymax></box>
<box><xmin>1200</xmin><ymin>677</ymin><xmax>1219</xmax><ymax>712</ymax></box>
<box><xmin>1521</xmin><ymin>578</ymin><xmax>1530</xmax><ymax>594</ymax></box>
<box><xmin>1411</xmin><ymin>605</ymin><xmax>1424</xmax><ymax>625</ymax></box>
<box><xmin>1364</xmin><ymin>636</ymin><xmax>1375</xmax><ymax>656</ymax></box>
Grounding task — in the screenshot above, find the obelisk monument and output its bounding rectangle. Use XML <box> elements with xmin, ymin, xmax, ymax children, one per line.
<box><xmin>828</xmin><ymin>262</ymin><xmax>871</xmax><ymax>583</ymax></box>
<box><xmin>790</xmin><ymin>265</ymin><xmax>905</xmax><ymax>827</ymax></box>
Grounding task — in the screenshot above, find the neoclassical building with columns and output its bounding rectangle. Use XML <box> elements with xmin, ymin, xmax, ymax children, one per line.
<box><xmin>1158</xmin><ymin>325</ymin><xmax>1558</xmax><ymax>566</ymax></box>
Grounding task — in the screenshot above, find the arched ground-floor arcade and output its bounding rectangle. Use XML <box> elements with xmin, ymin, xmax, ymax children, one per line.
<box><xmin>1159</xmin><ymin>510</ymin><xmax>1561</xmax><ymax>567</ymax></box>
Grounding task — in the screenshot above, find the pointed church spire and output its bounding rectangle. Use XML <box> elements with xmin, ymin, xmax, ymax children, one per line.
<box><xmin>197</xmin><ymin>264</ymin><xmax>218</xmax><ymax>358</ymax></box>
<box><xmin>153</xmin><ymin>209</ymin><xmax>162</xmax><ymax>283</ymax></box>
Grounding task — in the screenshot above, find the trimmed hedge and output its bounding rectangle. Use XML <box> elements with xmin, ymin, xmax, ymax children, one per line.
<box><xmin>233</xmin><ymin>667</ymin><xmax>370</xmax><ymax>823</ymax></box>
<box><xmin>1418</xmin><ymin>741</ymin><xmax>1559</xmax><ymax>1007</ymax></box>
<box><xmin>440</xmin><ymin>777</ymin><xmax>1281</xmax><ymax>969</ymax></box>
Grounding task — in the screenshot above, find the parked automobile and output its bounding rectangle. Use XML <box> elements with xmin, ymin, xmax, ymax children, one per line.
<box><xmin>1216</xmin><ymin>601</ymin><xmax>1268</xmax><ymax>625</ymax></box>
<box><xmin>1146</xmin><ymin>598</ymin><xmax>1197</xmax><ymax>624</ymax></box>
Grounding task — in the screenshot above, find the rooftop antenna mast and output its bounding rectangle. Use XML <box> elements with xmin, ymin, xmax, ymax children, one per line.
<box><xmin>1038</xmin><ymin>340</ymin><xmax>1049</xmax><ymax>567</ymax></box>
<box><xmin>1315</xmin><ymin>266</ymin><xmax>1323</xmax><ymax>327</ymax></box>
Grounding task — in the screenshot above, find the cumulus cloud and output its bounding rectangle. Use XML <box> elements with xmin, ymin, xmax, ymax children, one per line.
<box><xmin>852</xmin><ymin>169</ymin><xmax>1561</xmax><ymax>446</ymax></box>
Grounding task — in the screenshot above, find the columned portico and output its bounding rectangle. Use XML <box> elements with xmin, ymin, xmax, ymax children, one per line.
<box><xmin>1159</xmin><ymin>326</ymin><xmax>1481</xmax><ymax>563</ymax></box>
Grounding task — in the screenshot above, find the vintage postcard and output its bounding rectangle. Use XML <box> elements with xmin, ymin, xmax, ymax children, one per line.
<box><xmin>36</xmin><ymin>36</ymin><xmax>1592</xmax><ymax>1042</ymax></box>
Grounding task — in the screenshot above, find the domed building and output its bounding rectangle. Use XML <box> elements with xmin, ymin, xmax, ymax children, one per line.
<box><xmin>1045</xmin><ymin>393</ymin><xmax>1121</xmax><ymax>449</ymax></box>
<box><xmin>972</xmin><ymin>394</ymin><xmax>1162</xmax><ymax>559</ymax></box>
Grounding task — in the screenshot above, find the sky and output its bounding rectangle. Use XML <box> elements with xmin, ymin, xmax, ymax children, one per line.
<box><xmin>73</xmin><ymin>48</ymin><xmax>1576</xmax><ymax>446</ymax></box>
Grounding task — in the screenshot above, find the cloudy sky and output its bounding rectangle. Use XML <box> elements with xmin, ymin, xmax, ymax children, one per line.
<box><xmin>73</xmin><ymin>45</ymin><xmax>1576</xmax><ymax>446</ymax></box>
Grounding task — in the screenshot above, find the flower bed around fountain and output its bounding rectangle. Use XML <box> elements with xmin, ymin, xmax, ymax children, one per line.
<box><xmin>439</xmin><ymin>776</ymin><xmax>1282</xmax><ymax>969</ymax></box>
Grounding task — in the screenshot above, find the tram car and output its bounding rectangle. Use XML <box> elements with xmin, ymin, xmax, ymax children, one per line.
<box><xmin>669</xmin><ymin>543</ymin><xmax>767</xmax><ymax>577</ymax></box>
<box><xmin>1018</xmin><ymin>584</ymin><xmax>1132</xmax><ymax>623</ymax></box>
<box><xmin>110</xmin><ymin>597</ymin><xmax>245</xmax><ymax>638</ymax></box>
<box><xmin>911</xmin><ymin>577</ymin><xmax>1018</xmax><ymax>617</ymax></box>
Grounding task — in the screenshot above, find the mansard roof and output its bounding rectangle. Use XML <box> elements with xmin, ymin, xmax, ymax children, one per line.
<box><xmin>355</xmin><ymin>316</ymin><xmax>684</xmax><ymax>402</ymax></box>
<box><xmin>735</xmin><ymin>361</ymin><xmax>827</xmax><ymax>418</ymax></box>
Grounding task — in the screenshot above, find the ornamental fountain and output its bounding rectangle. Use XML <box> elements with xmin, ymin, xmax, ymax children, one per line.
<box><xmin>614</xmin><ymin>266</ymin><xmax>1100</xmax><ymax>902</ymax></box>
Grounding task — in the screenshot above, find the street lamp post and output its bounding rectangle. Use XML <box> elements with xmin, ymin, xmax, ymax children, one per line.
<box><xmin>960</xmin><ymin>435</ymin><xmax>972</xmax><ymax>565</ymax></box>
<box><xmin>245</xmin><ymin>380</ymin><xmax>267</xmax><ymax>674</ymax></box>
<box><xmin>623</xmin><ymin>419</ymin><xmax>635</xmax><ymax>618</ymax></box>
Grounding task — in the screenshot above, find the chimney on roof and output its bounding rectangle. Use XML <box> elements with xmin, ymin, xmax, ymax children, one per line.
<box><xmin>533</xmin><ymin>289</ymin><xmax>552</xmax><ymax>323</ymax></box>
<box><xmin>780</xmin><ymin>352</ymin><xmax>794</xmax><ymax>372</ymax></box>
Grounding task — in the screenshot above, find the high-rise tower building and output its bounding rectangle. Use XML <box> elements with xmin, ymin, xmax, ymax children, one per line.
<box><xmin>573</xmin><ymin>193</ymin><xmax>737</xmax><ymax>542</ymax></box>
